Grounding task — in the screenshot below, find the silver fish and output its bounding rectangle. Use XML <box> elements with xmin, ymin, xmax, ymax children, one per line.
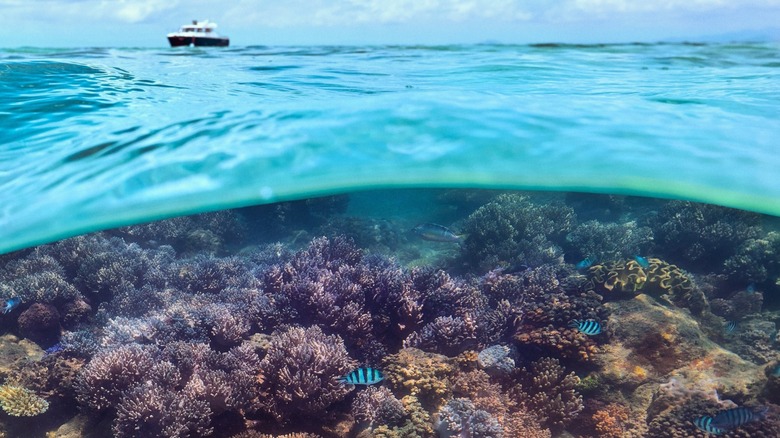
<box><xmin>412</xmin><ymin>223</ymin><xmax>461</xmax><ymax>243</ymax></box>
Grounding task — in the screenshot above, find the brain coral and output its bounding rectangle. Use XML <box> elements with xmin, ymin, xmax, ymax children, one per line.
<box><xmin>587</xmin><ymin>257</ymin><xmax>707</xmax><ymax>313</ymax></box>
<box><xmin>0</xmin><ymin>385</ymin><xmax>49</xmax><ymax>416</ymax></box>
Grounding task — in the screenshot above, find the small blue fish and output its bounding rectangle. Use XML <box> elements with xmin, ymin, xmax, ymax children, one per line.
<box><xmin>339</xmin><ymin>367</ymin><xmax>384</xmax><ymax>385</ymax></box>
<box><xmin>634</xmin><ymin>255</ymin><xmax>650</xmax><ymax>269</ymax></box>
<box><xmin>569</xmin><ymin>319</ymin><xmax>602</xmax><ymax>336</ymax></box>
<box><xmin>575</xmin><ymin>257</ymin><xmax>594</xmax><ymax>270</ymax></box>
<box><xmin>746</xmin><ymin>283</ymin><xmax>756</xmax><ymax>294</ymax></box>
<box><xmin>725</xmin><ymin>321</ymin><xmax>737</xmax><ymax>334</ymax></box>
<box><xmin>710</xmin><ymin>406</ymin><xmax>767</xmax><ymax>431</ymax></box>
<box><xmin>44</xmin><ymin>343</ymin><xmax>64</xmax><ymax>355</ymax></box>
<box><xmin>771</xmin><ymin>364</ymin><xmax>780</xmax><ymax>378</ymax></box>
<box><xmin>412</xmin><ymin>223</ymin><xmax>461</xmax><ymax>243</ymax></box>
<box><xmin>693</xmin><ymin>415</ymin><xmax>725</xmax><ymax>435</ymax></box>
<box><xmin>2</xmin><ymin>297</ymin><xmax>21</xmax><ymax>314</ymax></box>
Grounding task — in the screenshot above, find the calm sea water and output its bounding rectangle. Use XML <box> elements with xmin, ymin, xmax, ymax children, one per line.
<box><xmin>1</xmin><ymin>43</ymin><xmax>779</xmax><ymax>253</ymax></box>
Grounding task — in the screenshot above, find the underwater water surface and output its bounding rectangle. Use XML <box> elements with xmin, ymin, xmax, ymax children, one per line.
<box><xmin>0</xmin><ymin>43</ymin><xmax>779</xmax><ymax>438</ymax></box>
<box><xmin>1</xmin><ymin>43</ymin><xmax>779</xmax><ymax>253</ymax></box>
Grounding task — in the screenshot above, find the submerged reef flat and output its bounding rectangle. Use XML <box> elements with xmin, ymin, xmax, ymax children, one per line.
<box><xmin>0</xmin><ymin>189</ymin><xmax>778</xmax><ymax>437</ymax></box>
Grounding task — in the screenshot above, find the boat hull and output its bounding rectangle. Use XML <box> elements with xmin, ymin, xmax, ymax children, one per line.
<box><xmin>168</xmin><ymin>36</ymin><xmax>229</xmax><ymax>47</ymax></box>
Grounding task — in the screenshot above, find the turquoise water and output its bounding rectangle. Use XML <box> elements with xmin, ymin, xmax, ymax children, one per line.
<box><xmin>1</xmin><ymin>43</ymin><xmax>779</xmax><ymax>254</ymax></box>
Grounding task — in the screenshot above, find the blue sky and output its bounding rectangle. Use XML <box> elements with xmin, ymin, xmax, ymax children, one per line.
<box><xmin>2</xmin><ymin>0</ymin><xmax>780</xmax><ymax>47</ymax></box>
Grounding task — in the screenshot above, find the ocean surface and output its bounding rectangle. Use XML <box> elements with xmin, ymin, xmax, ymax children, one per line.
<box><xmin>0</xmin><ymin>44</ymin><xmax>780</xmax><ymax>438</ymax></box>
<box><xmin>1</xmin><ymin>43</ymin><xmax>779</xmax><ymax>253</ymax></box>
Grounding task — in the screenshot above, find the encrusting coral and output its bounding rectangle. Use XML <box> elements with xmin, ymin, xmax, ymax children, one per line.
<box><xmin>0</xmin><ymin>384</ymin><xmax>49</xmax><ymax>416</ymax></box>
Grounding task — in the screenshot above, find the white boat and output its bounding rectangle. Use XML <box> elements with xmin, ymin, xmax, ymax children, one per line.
<box><xmin>167</xmin><ymin>20</ymin><xmax>229</xmax><ymax>47</ymax></box>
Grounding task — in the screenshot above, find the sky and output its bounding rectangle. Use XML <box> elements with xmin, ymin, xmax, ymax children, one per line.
<box><xmin>2</xmin><ymin>0</ymin><xmax>780</xmax><ymax>47</ymax></box>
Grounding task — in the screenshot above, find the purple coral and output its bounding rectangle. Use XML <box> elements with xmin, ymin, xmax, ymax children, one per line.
<box><xmin>255</xmin><ymin>325</ymin><xmax>354</xmax><ymax>422</ymax></box>
<box><xmin>74</xmin><ymin>344</ymin><xmax>161</xmax><ymax>411</ymax></box>
<box><xmin>114</xmin><ymin>381</ymin><xmax>213</xmax><ymax>438</ymax></box>
<box><xmin>351</xmin><ymin>386</ymin><xmax>407</xmax><ymax>428</ymax></box>
<box><xmin>17</xmin><ymin>303</ymin><xmax>61</xmax><ymax>345</ymax></box>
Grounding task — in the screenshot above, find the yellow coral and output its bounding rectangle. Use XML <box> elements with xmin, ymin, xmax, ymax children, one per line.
<box><xmin>381</xmin><ymin>348</ymin><xmax>452</xmax><ymax>408</ymax></box>
<box><xmin>631</xmin><ymin>365</ymin><xmax>648</xmax><ymax>380</ymax></box>
<box><xmin>588</xmin><ymin>258</ymin><xmax>693</xmax><ymax>299</ymax></box>
<box><xmin>0</xmin><ymin>385</ymin><xmax>49</xmax><ymax>416</ymax></box>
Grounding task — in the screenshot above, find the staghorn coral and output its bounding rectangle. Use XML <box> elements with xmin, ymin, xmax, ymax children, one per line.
<box><xmin>113</xmin><ymin>380</ymin><xmax>213</xmax><ymax>438</ymax></box>
<box><xmin>459</xmin><ymin>193</ymin><xmax>575</xmax><ymax>272</ymax></box>
<box><xmin>351</xmin><ymin>386</ymin><xmax>407</xmax><ymax>428</ymax></box>
<box><xmin>510</xmin><ymin>357</ymin><xmax>583</xmax><ymax>432</ymax></box>
<box><xmin>255</xmin><ymin>325</ymin><xmax>354</xmax><ymax>422</ymax></box>
<box><xmin>74</xmin><ymin>344</ymin><xmax>161</xmax><ymax>411</ymax></box>
<box><xmin>0</xmin><ymin>384</ymin><xmax>49</xmax><ymax>416</ymax></box>
<box><xmin>403</xmin><ymin>316</ymin><xmax>477</xmax><ymax>356</ymax></box>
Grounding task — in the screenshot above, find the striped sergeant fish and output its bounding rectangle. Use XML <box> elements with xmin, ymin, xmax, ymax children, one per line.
<box><xmin>569</xmin><ymin>319</ymin><xmax>602</xmax><ymax>336</ymax></box>
<box><xmin>725</xmin><ymin>320</ymin><xmax>737</xmax><ymax>334</ymax></box>
<box><xmin>412</xmin><ymin>223</ymin><xmax>461</xmax><ymax>243</ymax></box>
<box><xmin>710</xmin><ymin>406</ymin><xmax>767</xmax><ymax>431</ymax></box>
<box><xmin>693</xmin><ymin>415</ymin><xmax>726</xmax><ymax>435</ymax></box>
<box><xmin>339</xmin><ymin>367</ymin><xmax>384</xmax><ymax>385</ymax></box>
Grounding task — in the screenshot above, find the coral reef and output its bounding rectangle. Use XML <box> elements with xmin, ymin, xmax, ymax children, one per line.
<box><xmin>255</xmin><ymin>325</ymin><xmax>354</xmax><ymax>422</ymax></box>
<box><xmin>587</xmin><ymin>257</ymin><xmax>708</xmax><ymax>314</ymax></box>
<box><xmin>1</xmin><ymin>192</ymin><xmax>779</xmax><ymax>437</ymax></box>
<box><xmin>0</xmin><ymin>385</ymin><xmax>49</xmax><ymax>416</ymax></box>
<box><xmin>510</xmin><ymin>357</ymin><xmax>584</xmax><ymax>432</ymax></box>
<box><xmin>351</xmin><ymin>386</ymin><xmax>407</xmax><ymax>429</ymax></box>
<box><xmin>459</xmin><ymin>193</ymin><xmax>575</xmax><ymax>272</ymax></box>
<box><xmin>565</xmin><ymin>220</ymin><xmax>654</xmax><ymax>263</ymax></box>
<box><xmin>649</xmin><ymin>200</ymin><xmax>762</xmax><ymax>272</ymax></box>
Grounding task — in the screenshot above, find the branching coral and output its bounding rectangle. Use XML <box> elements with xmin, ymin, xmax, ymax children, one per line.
<box><xmin>74</xmin><ymin>344</ymin><xmax>162</xmax><ymax>411</ymax></box>
<box><xmin>510</xmin><ymin>357</ymin><xmax>583</xmax><ymax>432</ymax></box>
<box><xmin>351</xmin><ymin>386</ymin><xmax>407</xmax><ymax>428</ymax></box>
<box><xmin>566</xmin><ymin>220</ymin><xmax>654</xmax><ymax>262</ymax></box>
<box><xmin>255</xmin><ymin>325</ymin><xmax>354</xmax><ymax>422</ymax></box>
<box><xmin>114</xmin><ymin>380</ymin><xmax>213</xmax><ymax>438</ymax></box>
<box><xmin>649</xmin><ymin>200</ymin><xmax>762</xmax><ymax>272</ymax></box>
<box><xmin>459</xmin><ymin>193</ymin><xmax>575</xmax><ymax>272</ymax></box>
<box><xmin>0</xmin><ymin>385</ymin><xmax>49</xmax><ymax>416</ymax></box>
